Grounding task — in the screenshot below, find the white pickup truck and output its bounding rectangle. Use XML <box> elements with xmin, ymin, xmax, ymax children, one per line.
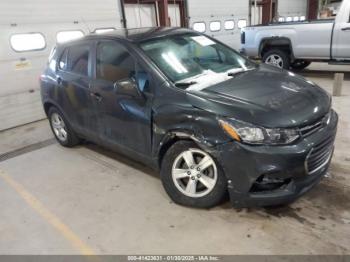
<box><xmin>240</xmin><ymin>0</ymin><xmax>350</xmax><ymax>69</ymax></box>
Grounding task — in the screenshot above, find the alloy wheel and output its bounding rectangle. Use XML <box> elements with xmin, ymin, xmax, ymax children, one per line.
<box><xmin>51</xmin><ymin>113</ymin><xmax>68</xmax><ymax>142</ymax></box>
<box><xmin>265</xmin><ymin>54</ymin><xmax>284</xmax><ymax>68</ymax></box>
<box><xmin>171</xmin><ymin>148</ymin><xmax>218</xmax><ymax>198</ymax></box>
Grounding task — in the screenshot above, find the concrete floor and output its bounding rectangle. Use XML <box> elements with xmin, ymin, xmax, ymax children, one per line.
<box><xmin>0</xmin><ymin>63</ymin><xmax>349</xmax><ymax>255</ymax></box>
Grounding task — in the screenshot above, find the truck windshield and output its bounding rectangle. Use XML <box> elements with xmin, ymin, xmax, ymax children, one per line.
<box><xmin>140</xmin><ymin>33</ymin><xmax>256</xmax><ymax>86</ymax></box>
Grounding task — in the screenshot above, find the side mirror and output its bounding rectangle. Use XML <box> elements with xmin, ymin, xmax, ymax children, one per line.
<box><xmin>114</xmin><ymin>78</ymin><xmax>141</xmax><ymax>98</ymax></box>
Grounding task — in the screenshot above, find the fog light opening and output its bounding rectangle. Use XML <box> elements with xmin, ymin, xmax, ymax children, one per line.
<box><xmin>250</xmin><ymin>174</ymin><xmax>291</xmax><ymax>193</ymax></box>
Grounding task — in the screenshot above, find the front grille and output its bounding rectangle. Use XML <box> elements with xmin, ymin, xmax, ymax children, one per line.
<box><xmin>299</xmin><ymin>112</ymin><xmax>331</xmax><ymax>137</ymax></box>
<box><xmin>305</xmin><ymin>135</ymin><xmax>334</xmax><ymax>175</ymax></box>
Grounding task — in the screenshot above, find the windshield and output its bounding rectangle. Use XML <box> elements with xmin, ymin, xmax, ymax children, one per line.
<box><xmin>139</xmin><ymin>33</ymin><xmax>256</xmax><ymax>87</ymax></box>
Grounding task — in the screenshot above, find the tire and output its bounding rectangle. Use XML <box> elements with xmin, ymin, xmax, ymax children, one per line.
<box><xmin>290</xmin><ymin>60</ymin><xmax>311</xmax><ymax>70</ymax></box>
<box><xmin>48</xmin><ymin>107</ymin><xmax>80</xmax><ymax>147</ymax></box>
<box><xmin>262</xmin><ymin>49</ymin><xmax>290</xmax><ymax>69</ymax></box>
<box><xmin>160</xmin><ymin>141</ymin><xmax>227</xmax><ymax>208</ymax></box>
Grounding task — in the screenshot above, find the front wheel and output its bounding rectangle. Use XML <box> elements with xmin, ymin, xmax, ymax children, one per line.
<box><xmin>160</xmin><ymin>141</ymin><xmax>227</xmax><ymax>208</ymax></box>
<box><xmin>262</xmin><ymin>49</ymin><xmax>290</xmax><ymax>69</ymax></box>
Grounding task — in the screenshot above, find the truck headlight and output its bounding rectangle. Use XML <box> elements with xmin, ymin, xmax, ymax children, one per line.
<box><xmin>219</xmin><ymin>118</ymin><xmax>299</xmax><ymax>145</ymax></box>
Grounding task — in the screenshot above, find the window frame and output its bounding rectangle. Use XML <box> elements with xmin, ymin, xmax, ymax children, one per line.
<box><xmin>9</xmin><ymin>32</ymin><xmax>46</xmax><ymax>53</ymax></box>
<box><xmin>56</xmin><ymin>30</ymin><xmax>85</xmax><ymax>44</ymax></box>
<box><xmin>209</xmin><ymin>21</ymin><xmax>221</xmax><ymax>32</ymax></box>
<box><xmin>192</xmin><ymin>22</ymin><xmax>206</xmax><ymax>33</ymax></box>
<box><xmin>224</xmin><ymin>20</ymin><xmax>235</xmax><ymax>30</ymax></box>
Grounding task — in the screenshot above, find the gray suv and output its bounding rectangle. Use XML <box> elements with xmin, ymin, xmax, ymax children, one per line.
<box><xmin>40</xmin><ymin>27</ymin><xmax>338</xmax><ymax>208</ymax></box>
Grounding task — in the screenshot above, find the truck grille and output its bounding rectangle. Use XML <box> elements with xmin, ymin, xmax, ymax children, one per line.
<box><xmin>299</xmin><ymin>112</ymin><xmax>331</xmax><ymax>137</ymax></box>
<box><xmin>305</xmin><ymin>135</ymin><xmax>334</xmax><ymax>175</ymax></box>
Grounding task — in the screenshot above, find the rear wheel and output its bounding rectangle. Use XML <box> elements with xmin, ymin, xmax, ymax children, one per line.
<box><xmin>290</xmin><ymin>60</ymin><xmax>311</xmax><ymax>70</ymax></box>
<box><xmin>262</xmin><ymin>49</ymin><xmax>290</xmax><ymax>69</ymax></box>
<box><xmin>48</xmin><ymin>107</ymin><xmax>80</xmax><ymax>147</ymax></box>
<box><xmin>160</xmin><ymin>141</ymin><xmax>227</xmax><ymax>208</ymax></box>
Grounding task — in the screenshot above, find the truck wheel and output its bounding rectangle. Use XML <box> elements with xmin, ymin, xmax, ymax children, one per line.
<box><xmin>290</xmin><ymin>60</ymin><xmax>311</xmax><ymax>70</ymax></box>
<box><xmin>160</xmin><ymin>141</ymin><xmax>227</xmax><ymax>208</ymax></box>
<box><xmin>48</xmin><ymin>107</ymin><xmax>80</xmax><ymax>147</ymax></box>
<box><xmin>262</xmin><ymin>49</ymin><xmax>290</xmax><ymax>69</ymax></box>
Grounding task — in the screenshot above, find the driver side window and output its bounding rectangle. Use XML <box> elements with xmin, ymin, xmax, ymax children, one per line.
<box><xmin>96</xmin><ymin>41</ymin><xmax>150</xmax><ymax>92</ymax></box>
<box><xmin>96</xmin><ymin>41</ymin><xmax>136</xmax><ymax>83</ymax></box>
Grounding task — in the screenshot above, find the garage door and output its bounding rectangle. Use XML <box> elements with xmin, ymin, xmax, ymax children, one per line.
<box><xmin>187</xmin><ymin>0</ymin><xmax>249</xmax><ymax>50</ymax></box>
<box><xmin>124</xmin><ymin>4</ymin><xmax>158</xmax><ymax>28</ymax></box>
<box><xmin>0</xmin><ymin>0</ymin><xmax>122</xmax><ymax>131</ymax></box>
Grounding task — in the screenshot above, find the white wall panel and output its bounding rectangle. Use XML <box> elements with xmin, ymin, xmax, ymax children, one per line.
<box><xmin>124</xmin><ymin>4</ymin><xmax>157</xmax><ymax>28</ymax></box>
<box><xmin>169</xmin><ymin>4</ymin><xmax>181</xmax><ymax>27</ymax></box>
<box><xmin>0</xmin><ymin>0</ymin><xmax>123</xmax><ymax>130</ymax></box>
<box><xmin>187</xmin><ymin>0</ymin><xmax>249</xmax><ymax>50</ymax></box>
<box><xmin>278</xmin><ymin>0</ymin><xmax>307</xmax><ymax>17</ymax></box>
<box><xmin>0</xmin><ymin>0</ymin><xmax>122</xmax><ymax>25</ymax></box>
<box><xmin>187</xmin><ymin>0</ymin><xmax>249</xmax><ymax>18</ymax></box>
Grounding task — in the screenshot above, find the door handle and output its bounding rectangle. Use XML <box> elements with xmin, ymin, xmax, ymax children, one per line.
<box><xmin>90</xmin><ymin>92</ymin><xmax>102</xmax><ymax>102</ymax></box>
<box><xmin>341</xmin><ymin>27</ymin><xmax>350</xmax><ymax>31</ymax></box>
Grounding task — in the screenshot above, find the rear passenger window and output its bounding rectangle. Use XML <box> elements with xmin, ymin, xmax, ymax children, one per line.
<box><xmin>96</xmin><ymin>41</ymin><xmax>136</xmax><ymax>83</ymax></box>
<box><xmin>67</xmin><ymin>45</ymin><xmax>89</xmax><ymax>76</ymax></box>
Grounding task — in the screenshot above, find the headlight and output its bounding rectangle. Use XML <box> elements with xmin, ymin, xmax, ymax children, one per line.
<box><xmin>218</xmin><ymin>118</ymin><xmax>299</xmax><ymax>145</ymax></box>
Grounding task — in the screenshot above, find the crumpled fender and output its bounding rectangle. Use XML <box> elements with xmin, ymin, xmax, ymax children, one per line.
<box><xmin>151</xmin><ymin>101</ymin><xmax>231</xmax><ymax>164</ymax></box>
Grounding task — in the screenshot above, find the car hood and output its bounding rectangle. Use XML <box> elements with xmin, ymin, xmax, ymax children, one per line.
<box><xmin>186</xmin><ymin>64</ymin><xmax>331</xmax><ymax>128</ymax></box>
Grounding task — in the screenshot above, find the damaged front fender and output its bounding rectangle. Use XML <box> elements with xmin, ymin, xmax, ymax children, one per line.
<box><xmin>151</xmin><ymin>101</ymin><xmax>231</xmax><ymax>168</ymax></box>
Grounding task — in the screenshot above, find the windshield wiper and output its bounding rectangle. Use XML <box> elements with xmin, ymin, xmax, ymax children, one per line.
<box><xmin>174</xmin><ymin>81</ymin><xmax>197</xmax><ymax>87</ymax></box>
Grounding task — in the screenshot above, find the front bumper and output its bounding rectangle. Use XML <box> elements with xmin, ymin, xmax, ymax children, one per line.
<box><xmin>214</xmin><ymin>110</ymin><xmax>338</xmax><ymax>208</ymax></box>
